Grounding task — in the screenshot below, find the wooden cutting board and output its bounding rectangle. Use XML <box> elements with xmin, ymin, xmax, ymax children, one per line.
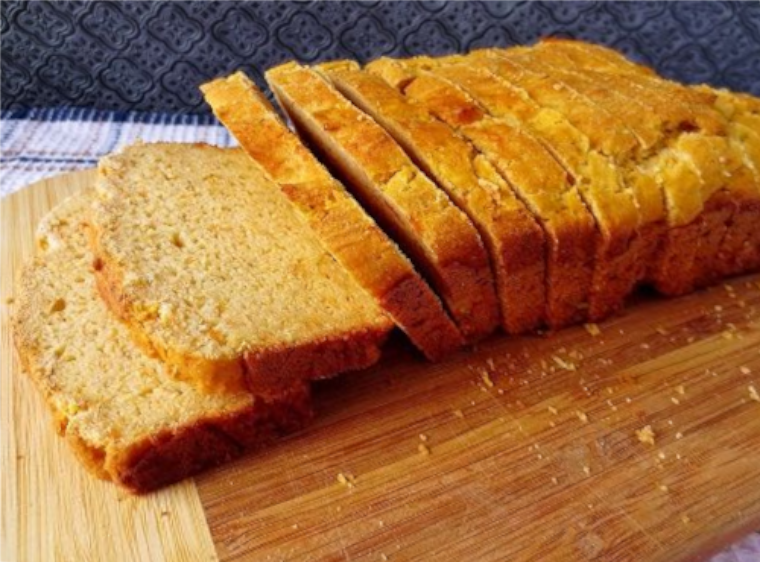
<box><xmin>3</xmin><ymin>171</ymin><xmax>760</xmax><ymax>562</ymax></box>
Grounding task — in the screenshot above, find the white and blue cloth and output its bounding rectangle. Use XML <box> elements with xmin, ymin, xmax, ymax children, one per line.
<box><xmin>1</xmin><ymin>107</ymin><xmax>235</xmax><ymax>197</ymax></box>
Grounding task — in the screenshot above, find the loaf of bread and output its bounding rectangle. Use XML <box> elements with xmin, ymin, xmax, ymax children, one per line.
<box><xmin>12</xmin><ymin>191</ymin><xmax>312</xmax><ymax>493</ymax></box>
<box><xmin>89</xmin><ymin>143</ymin><xmax>393</xmax><ymax>394</ymax></box>
<box><xmin>12</xmin><ymin>38</ymin><xmax>760</xmax><ymax>494</ymax></box>
<box><xmin>200</xmin><ymin>72</ymin><xmax>465</xmax><ymax>360</ymax></box>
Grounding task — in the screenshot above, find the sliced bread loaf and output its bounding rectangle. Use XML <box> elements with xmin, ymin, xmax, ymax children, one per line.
<box><xmin>320</xmin><ymin>64</ymin><xmax>545</xmax><ymax>334</ymax></box>
<box><xmin>264</xmin><ymin>62</ymin><xmax>498</xmax><ymax>342</ymax></box>
<box><xmin>200</xmin><ymin>72</ymin><xmax>464</xmax><ymax>360</ymax></box>
<box><xmin>12</xmin><ymin>191</ymin><xmax>312</xmax><ymax>493</ymax></box>
<box><xmin>89</xmin><ymin>143</ymin><xmax>392</xmax><ymax>394</ymax></box>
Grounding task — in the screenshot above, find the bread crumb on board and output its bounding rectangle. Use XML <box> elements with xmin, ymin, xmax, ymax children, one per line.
<box><xmin>575</xmin><ymin>410</ymin><xmax>589</xmax><ymax>423</ymax></box>
<box><xmin>480</xmin><ymin>371</ymin><xmax>495</xmax><ymax>388</ymax></box>
<box><xmin>584</xmin><ymin>323</ymin><xmax>601</xmax><ymax>336</ymax></box>
<box><xmin>749</xmin><ymin>385</ymin><xmax>760</xmax><ymax>403</ymax></box>
<box><xmin>453</xmin><ymin>409</ymin><xmax>465</xmax><ymax>418</ymax></box>
<box><xmin>337</xmin><ymin>472</ymin><xmax>357</xmax><ymax>488</ymax></box>
<box><xmin>418</xmin><ymin>443</ymin><xmax>430</xmax><ymax>456</ymax></box>
<box><xmin>740</xmin><ymin>366</ymin><xmax>752</xmax><ymax>375</ymax></box>
<box><xmin>635</xmin><ymin>425</ymin><xmax>656</xmax><ymax>446</ymax></box>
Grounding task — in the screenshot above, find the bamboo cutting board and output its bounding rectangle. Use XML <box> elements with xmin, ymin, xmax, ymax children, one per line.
<box><xmin>2</xmin><ymin>171</ymin><xmax>760</xmax><ymax>562</ymax></box>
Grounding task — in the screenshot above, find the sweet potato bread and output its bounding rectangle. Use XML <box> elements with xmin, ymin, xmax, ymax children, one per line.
<box><xmin>12</xmin><ymin>191</ymin><xmax>312</xmax><ymax>493</ymax></box>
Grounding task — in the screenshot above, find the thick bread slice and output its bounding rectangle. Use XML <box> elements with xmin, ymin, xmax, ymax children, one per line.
<box><xmin>321</xmin><ymin>65</ymin><xmax>544</xmax><ymax>334</ymax></box>
<box><xmin>367</xmin><ymin>60</ymin><xmax>595</xmax><ymax>329</ymax></box>
<box><xmin>200</xmin><ymin>72</ymin><xmax>464</xmax><ymax>360</ymax></box>
<box><xmin>12</xmin><ymin>191</ymin><xmax>311</xmax><ymax>493</ymax></box>
<box><xmin>90</xmin><ymin>143</ymin><xmax>392</xmax><ymax>394</ymax></box>
<box><xmin>265</xmin><ymin>63</ymin><xmax>497</xmax><ymax>342</ymax></box>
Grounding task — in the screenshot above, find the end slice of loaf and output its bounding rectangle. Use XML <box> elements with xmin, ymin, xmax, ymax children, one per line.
<box><xmin>12</xmin><ymin>191</ymin><xmax>312</xmax><ymax>493</ymax></box>
<box><xmin>320</xmin><ymin>65</ymin><xmax>541</xmax><ymax>334</ymax></box>
<box><xmin>89</xmin><ymin>143</ymin><xmax>392</xmax><ymax>394</ymax></box>
<box><xmin>200</xmin><ymin>72</ymin><xmax>464</xmax><ymax>360</ymax></box>
<box><xmin>263</xmin><ymin>63</ymin><xmax>497</xmax><ymax>343</ymax></box>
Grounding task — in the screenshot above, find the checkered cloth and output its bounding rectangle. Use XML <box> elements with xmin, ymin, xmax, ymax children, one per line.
<box><xmin>0</xmin><ymin>107</ymin><xmax>235</xmax><ymax>197</ymax></box>
<box><xmin>1</xmin><ymin>107</ymin><xmax>758</xmax><ymax>560</ymax></box>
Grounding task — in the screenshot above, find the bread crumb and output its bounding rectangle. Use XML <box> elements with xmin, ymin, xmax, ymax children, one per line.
<box><xmin>658</xmin><ymin>451</ymin><xmax>666</xmax><ymax>460</ymax></box>
<box><xmin>740</xmin><ymin>366</ymin><xmax>751</xmax><ymax>375</ymax></box>
<box><xmin>453</xmin><ymin>409</ymin><xmax>464</xmax><ymax>418</ymax></box>
<box><xmin>480</xmin><ymin>371</ymin><xmax>494</xmax><ymax>388</ymax></box>
<box><xmin>380</xmin><ymin>554</ymin><xmax>389</xmax><ymax>561</ymax></box>
<box><xmin>658</xmin><ymin>484</ymin><xmax>669</xmax><ymax>493</ymax></box>
<box><xmin>548</xmin><ymin>406</ymin><xmax>558</xmax><ymax>415</ymax></box>
<box><xmin>486</xmin><ymin>358</ymin><xmax>496</xmax><ymax>370</ymax></box>
<box><xmin>640</xmin><ymin>343</ymin><xmax>650</xmax><ymax>350</ymax></box>
<box><xmin>635</xmin><ymin>425</ymin><xmax>655</xmax><ymax>446</ymax></box>
<box><xmin>337</xmin><ymin>472</ymin><xmax>356</xmax><ymax>488</ymax></box>
<box><xmin>419</xmin><ymin>433</ymin><xmax>428</xmax><ymax>442</ymax></box>
<box><xmin>749</xmin><ymin>385</ymin><xmax>759</xmax><ymax>402</ymax></box>
<box><xmin>584</xmin><ymin>323</ymin><xmax>601</xmax><ymax>336</ymax></box>
<box><xmin>575</xmin><ymin>410</ymin><xmax>589</xmax><ymax>423</ymax></box>
<box><xmin>292</xmin><ymin>523</ymin><xmax>299</xmax><ymax>529</ymax></box>
<box><xmin>552</xmin><ymin>355</ymin><xmax>576</xmax><ymax>371</ymax></box>
<box><xmin>551</xmin><ymin>476</ymin><xmax>558</xmax><ymax>485</ymax></box>
<box><xmin>583</xmin><ymin>466</ymin><xmax>591</xmax><ymax>476</ymax></box>
<box><xmin>675</xmin><ymin>432</ymin><xmax>684</xmax><ymax>440</ymax></box>
<box><xmin>681</xmin><ymin>513</ymin><xmax>691</xmax><ymax>524</ymax></box>
<box><xmin>676</xmin><ymin>384</ymin><xmax>686</xmax><ymax>395</ymax></box>
<box><xmin>671</xmin><ymin>397</ymin><xmax>680</xmax><ymax>405</ymax></box>
<box><xmin>655</xmin><ymin>326</ymin><xmax>669</xmax><ymax>336</ymax></box>
<box><xmin>714</xmin><ymin>305</ymin><xmax>723</xmax><ymax>312</ymax></box>
<box><xmin>721</xmin><ymin>330</ymin><xmax>734</xmax><ymax>340</ymax></box>
<box><xmin>418</xmin><ymin>443</ymin><xmax>430</xmax><ymax>456</ymax></box>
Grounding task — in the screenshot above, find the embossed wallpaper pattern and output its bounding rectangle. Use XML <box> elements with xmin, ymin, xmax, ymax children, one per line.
<box><xmin>2</xmin><ymin>1</ymin><xmax>759</xmax><ymax>114</ymax></box>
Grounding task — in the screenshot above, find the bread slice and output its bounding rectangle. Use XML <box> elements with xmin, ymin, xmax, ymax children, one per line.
<box><xmin>320</xmin><ymin>64</ymin><xmax>544</xmax><ymax>334</ymax></box>
<box><xmin>366</xmin><ymin>60</ymin><xmax>595</xmax><ymax>329</ymax></box>
<box><xmin>89</xmin><ymin>143</ymin><xmax>392</xmax><ymax>395</ymax></box>
<box><xmin>200</xmin><ymin>72</ymin><xmax>464</xmax><ymax>360</ymax></box>
<box><xmin>12</xmin><ymin>191</ymin><xmax>312</xmax><ymax>493</ymax></box>
<box><xmin>264</xmin><ymin>63</ymin><xmax>497</xmax><ymax>342</ymax></box>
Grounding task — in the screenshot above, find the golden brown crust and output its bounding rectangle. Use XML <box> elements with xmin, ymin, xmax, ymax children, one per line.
<box><xmin>201</xmin><ymin>71</ymin><xmax>464</xmax><ymax>360</ymax></box>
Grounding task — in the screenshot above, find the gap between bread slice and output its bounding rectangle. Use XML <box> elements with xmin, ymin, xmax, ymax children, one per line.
<box><xmin>200</xmin><ymin>71</ymin><xmax>464</xmax><ymax>361</ymax></box>
<box><xmin>88</xmin><ymin>143</ymin><xmax>392</xmax><ymax>395</ymax></box>
<box><xmin>12</xmin><ymin>191</ymin><xmax>312</xmax><ymax>493</ymax></box>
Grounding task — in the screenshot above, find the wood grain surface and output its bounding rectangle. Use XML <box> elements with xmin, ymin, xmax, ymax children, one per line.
<box><xmin>2</xmin><ymin>171</ymin><xmax>760</xmax><ymax>562</ymax></box>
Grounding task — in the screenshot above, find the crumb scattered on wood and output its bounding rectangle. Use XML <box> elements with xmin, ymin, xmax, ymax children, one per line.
<box><xmin>675</xmin><ymin>432</ymin><xmax>684</xmax><ymax>440</ymax></box>
<box><xmin>658</xmin><ymin>484</ymin><xmax>669</xmax><ymax>493</ymax></box>
<box><xmin>671</xmin><ymin>397</ymin><xmax>680</xmax><ymax>405</ymax></box>
<box><xmin>548</xmin><ymin>406</ymin><xmax>558</xmax><ymax>415</ymax></box>
<box><xmin>681</xmin><ymin>513</ymin><xmax>691</xmax><ymax>524</ymax></box>
<box><xmin>575</xmin><ymin>410</ymin><xmax>589</xmax><ymax>423</ymax></box>
<box><xmin>583</xmin><ymin>466</ymin><xmax>591</xmax><ymax>477</ymax></box>
<box><xmin>655</xmin><ymin>326</ymin><xmax>668</xmax><ymax>336</ymax></box>
<box><xmin>584</xmin><ymin>323</ymin><xmax>601</xmax><ymax>336</ymax></box>
<box><xmin>749</xmin><ymin>385</ymin><xmax>759</xmax><ymax>403</ymax></box>
<box><xmin>419</xmin><ymin>433</ymin><xmax>428</xmax><ymax>442</ymax></box>
<box><xmin>480</xmin><ymin>371</ymin><xmax>494</xmax><ymax>388</ymax></box>
<box><xmin>453</xmin><ymin>409</ymin><xmax>464</xmax><ymax>418</ymax></box>
<box><xmin>740</xmin><ymin>366</ymin><xmax>751</xmax><ymax>375</ymax></box>
<box><xmin>635</xmin><ymin>425</ymin><xmax>656</xmax><ymax>446</ymax></box>
<box><xmin>676</xmin><ymin>384</ymin><xmax>686</xmax><ymax>395</ymax></box>
<box><xmin>418</xmin><ymin>443</ymin><xmax>430</xmax><ymax>456</ymax></box>
<box><xmin>337</xmin><ymin>472</ymin><xmax>357</xmax><ymax>488</ymax></box>
<box><xmin>552</xmin><ymin>355</ymin><xmax>576</xmax><ymax>371</ymax></box>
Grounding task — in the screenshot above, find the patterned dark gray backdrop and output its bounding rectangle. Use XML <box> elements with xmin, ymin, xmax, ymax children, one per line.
<box><xmin>2</xmin><ymin>0</ymin><xmax>759</xmax><ymax>114</ymax></box>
